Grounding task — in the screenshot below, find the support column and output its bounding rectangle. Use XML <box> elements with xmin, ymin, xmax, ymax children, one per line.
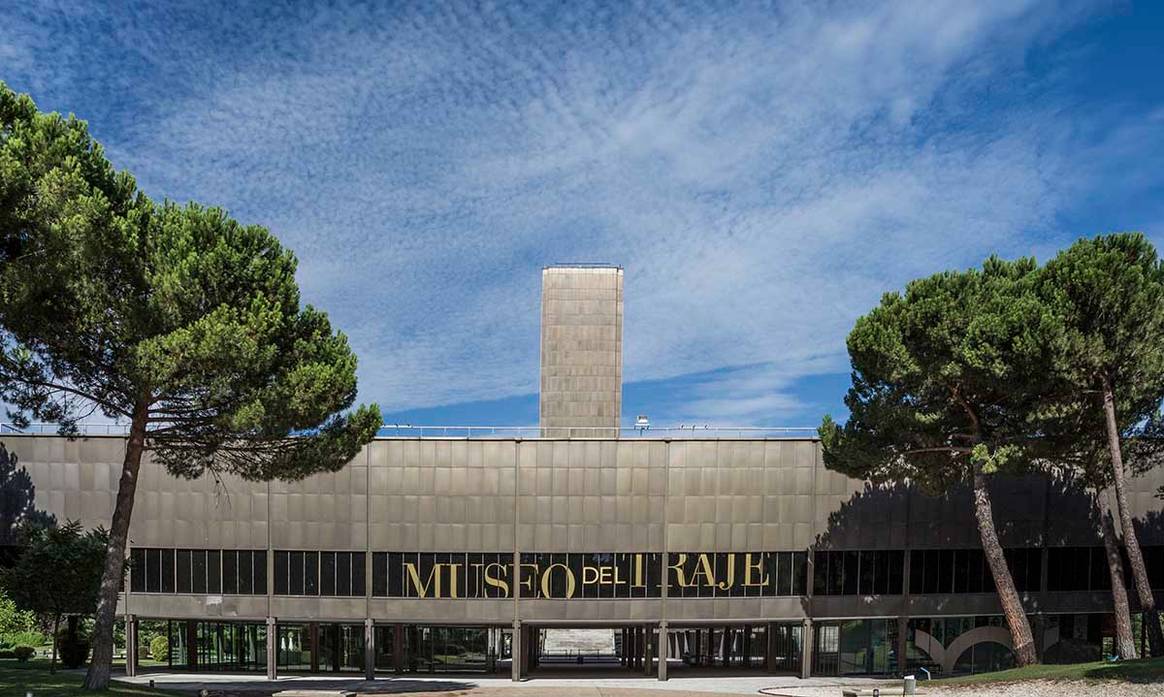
<box><xmin>1033</xmin><ymin>613</ymin><xmax>1046</xmax><ymax>661</ymax></box>
<box><xmin>266</xmin><ymin>618</ymin><xmax>277</xmax><ymax>680</ymax></box>
<box><xmin>897</xmin><ymin>616</ymin><xmax>909</xmax><ymax>676</ymax></box>
<box><xmin>125</xmin><ymin>615</ymin><xmax>138</xmax><ymax>677</ymax></box>
<box><xmin>658</xmin><ymin>622</ymin><xmax>668</xmax><ymax>681</ymax></box>
<box><xmin>186</xmin><ymin>620</ymin><xmax>198</xmax><ymax>671</ymax></box>
<box><xmin>693</xmin><ymin>628</ymin><xmax>702</xmax><ymax>666</ymax></box>
<box><xmin>643</xmin><ymin>627</ymin><xmax>654</xmax><ymax>676</ymax></box>
<box><xmin>364</xmin><ymin>619</ymin><xmax>375</xmax><ymax>680</ymax></box>
<box><xmin>799</xmin><ymin>619</ymin><xmax>813</xmax><ymax>679</ymax></box>
<box><xmin>766</xmin><ymin>622</ymin><xmax>777</xmax><ymax>673</ymax></box>
<box><xmin>511</xmin><ymin>622</ymin><xmax>522</xmax><ymax>682</ymax></box>
<box><xmin>393</xmin><ymin>624</ymin><xmax>404</xmax><ymax>674</ymax></box>
<box><xmin>309</xmin><ymin>622</ymin><xmax>320</xmax><ymax>673</ymax></box>
<box><xmin>620</xmin><ymin>628</ymin><xmax>627</xmax><ymax>666</ymax></box>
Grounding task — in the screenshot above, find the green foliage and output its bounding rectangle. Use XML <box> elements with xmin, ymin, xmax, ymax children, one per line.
<box><xmin>58</xmin><ymin>633</ymin><xmax>89</xmax><ymax>670</ymax></box>
<box><xmin>820</xmin><ymin>256</ymin><xmax>1055</xmax><ymax>489</ymax></box>
<box><xmin>0</xmin><ymin>80</ymin><xmax>381</xmax><ymax>481</ymax></box>
<box><xmin>148</xmin><ymin>635</ymin><xmax>168</xmax><ymax>663</ymax></box>
<box><xmin>0</xmin><ymin>521</ymin><xmax>108</xmax><ymax>620</ymax></box>
<box><xmin>0</xmin><ymin>594</ymin><xmax>37</xmax><ymax>639</ymax></box>
<box><xmin>11</xmin><ymin>646</ymin><xmax>33</xmax><ymax>662</ymax></box>
<box><xmin>1033</xmin><ymin>232</ymin><xmax>1164</xmax><ymax>482</ymax></box>
<box><xmin>0</xmin><ymin>631</ymin><xmax>46</xmax><ymax>650</ymax></box>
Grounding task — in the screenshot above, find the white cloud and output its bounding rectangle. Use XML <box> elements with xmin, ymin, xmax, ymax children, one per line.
<box><xmin>3</xmin><ymin>0</ymin><xmax>1158</xmax><ymax>423</ymax></box>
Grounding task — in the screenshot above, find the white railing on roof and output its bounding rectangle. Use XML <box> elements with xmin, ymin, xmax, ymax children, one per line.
<box><xmin>377</xmin><ymin>424</ymin><xmax>819</xmax><ymax>439</ymax></box>
<box><xmin>0</xmin><ymin>422</ymin><xmax>819</xmax><ymax>439</ymax></box>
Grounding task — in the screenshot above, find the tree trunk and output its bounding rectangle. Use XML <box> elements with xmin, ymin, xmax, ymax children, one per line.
<box><xmin>50</xmin><ymin>613</ymin><xmax>60</xmax><ymax>674</ymax></box>
<box><xmin>83</xmin><ymin>403</ymin><xmax>149</xmax><ymax>690</ymax></box>
<box><xmin>1098</xmin><ymin>491</ymin><xmax>1137</xmax><ymax>659</ymax></box>
<box><xmin>1100</xmin><ymin>376</ymin><xmax>1164</xmax><ymax>657</ymax></box>
<box><xmin>973</xmin><ymin>465</ymin><xmax>1038</xmax><ymax>665</ymax></box>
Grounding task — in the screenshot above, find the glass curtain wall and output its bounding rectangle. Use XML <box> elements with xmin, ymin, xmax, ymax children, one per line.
<box><xmin>906</xmin><ymin>616</ymin><xmax>1016</xmax><ymax>675</ymax></box>
<box><xmin>405</xmin><ymin>626</ymin><xmax>497</xmax><ymax>673</ymax></box>
<box><xmin>276</xmin><ymin>624</ymin><xmax>312</xmax><ymax>672</ymax></box>
<box><xmin>318</xmin><ymin>623</ymin><xmax>365</xmax><ymax>672</ymax></box>
<box><xmin>158</xmin><ymin>621</ymin><xmax>266</xmax><ymax>671</ymax></box>
<box><xmin>813</xmin><ymin>619</ymin><xmax>897</xmax><ymax>676</ymax></box>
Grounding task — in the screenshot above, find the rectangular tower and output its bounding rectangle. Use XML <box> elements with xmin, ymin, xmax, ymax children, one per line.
<box><xmin>539</xmin><ymin>265</ymin><xmax>623</xmax><ymax>437</ymax></box>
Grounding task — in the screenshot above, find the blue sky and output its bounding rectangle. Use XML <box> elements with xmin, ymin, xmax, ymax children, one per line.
<box><xmin>3</xmin><ymin>1</ymin><xmax>1163</xmax><ymax>428</ymax></box>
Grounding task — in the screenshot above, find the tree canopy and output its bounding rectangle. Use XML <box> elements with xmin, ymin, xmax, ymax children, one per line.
<box><xmin>0</xmin><ymin>520</ymin><xmax>108</xmax><ymax>671</ymax></box>
<box><xmin>820</xmin><ymin>256</ymin><xmax>1056</xmax><ymax>485</ymax></box>
<box><xmin>0</xmin><ymin>81</ymin><xmax>382</xmax><ymax>688</ymax></box>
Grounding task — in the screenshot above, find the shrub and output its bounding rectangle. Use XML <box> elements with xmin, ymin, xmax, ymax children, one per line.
<box><xmin>2</xmin><ymin>630</ymin><xmax>46</xmax><ymax>649</ymax></box>
<box><xmin>0</xmin><ymin>649</ymin><xmax>15</xmax><ymax>659</ymax></box>
<box><xmin>58</xmin><ymin>633</ymin><xmax>91</xmax><ymax>669</ymax></box>
<box><xmin>13</xmin><ymin>645</ymin><xmax>35</xmax><ymax>662</ymax></box>
<box><xmin>150</xmin><ymin>635</ymin><xmax>169</xmax><ymax>663</ymax></box>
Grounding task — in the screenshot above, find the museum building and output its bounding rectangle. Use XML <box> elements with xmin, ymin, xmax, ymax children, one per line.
<box><xmin>3</xmin><ymin>265</ymin><xmax>1164</xmax><ymax>681</ymax></box>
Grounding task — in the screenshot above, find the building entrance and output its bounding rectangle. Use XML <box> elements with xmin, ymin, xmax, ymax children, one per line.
<box><xmin>518</xmin><ymin>623</ymin><xmax>804</xmax><ymax>678</ymax></box>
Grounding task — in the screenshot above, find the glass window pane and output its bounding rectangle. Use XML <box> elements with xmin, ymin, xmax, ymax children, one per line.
<box><xmin>304</xmin><ymin>552</ymin><xmax>319</xmax><ymax>596</ymax></box>
<box><xmin>372</xmin><ymin>552</ymin><xmax>387</xmax><ymax>597</ymax></box>
<box><xmin>792</xmin><ymin>552</ymin><xmax>807</xmax><ymax>596</ymax></box>
<box><xmin>130</xmin><ymin>548</ymin><xmax>146</xmax><ymax>593</ymax></box>
<box><xmin>145</xmin><ymin>549</ymin><xmax>161</xmax><ymax>593</ymax></box>
<box><xmin>321</xmin><ymin>553</ymin><xmax>336</xmax><ymax>596</ymax></box>
<box><xmin>289</xmin><ymin>552</ymin><xmax>304</xmax><ymax>595</ymax></box>
<box><xmin>238</xmin><ymin>551</ymin><xmax>253</xmax><ymax>594</ymax></box>
<box><xmin>338</xmin><ymin>552</ymin><xmax>352</xmax><ymax>596</ymax></box>
<box><xmin>207</xmin><ymin>550</ymin><xmax>221</xmax><ymax>594</ymax></box>
<box><xmin>275</xmin><ymin>551</ymin><xmax>289</xmax><ymax>595</ymax></box>
<box><xmin>176</xmin><ymin>549</ymin><xmax>191</xmax><ymax>593</ymax></box>
<box><xmin>352</xmin><ymin>553</ymin><xmax>366</xmax><ymax>597</ymax></box>
<box><xmin>160</xmin><ymin>549</ymin><xmax>175</xmax><ymax>593</ymax></box>
<box><xmin>192</xmin><ymin>550</ymin><xmax>207</xmax><ymax>594</ymax></box>
<box><xmin>223</xmin><ymin>551</ymin><xmax>238</xmax><ymax>594</ymax></box>
<box><xmin>254</xmin><ymin>551</ymin><xmax>267</xmax><ymax>595</ymax></box>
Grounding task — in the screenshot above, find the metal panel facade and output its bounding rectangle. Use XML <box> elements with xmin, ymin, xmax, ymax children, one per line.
<box><xmin>539</xmin><ymin>266</ymin><xmax>623</xmax><ymax>437</ymax></box>
<box><xmin>6</xmin><ymin>434</ymin><xmax>1164</xmax><ymax>625</ymax></box>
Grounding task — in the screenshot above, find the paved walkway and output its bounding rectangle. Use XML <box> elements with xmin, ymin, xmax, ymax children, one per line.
<box><xmin>117</xmin><ymin>670</ymin><xmax>895</xmax><ymax>696</ymax></box>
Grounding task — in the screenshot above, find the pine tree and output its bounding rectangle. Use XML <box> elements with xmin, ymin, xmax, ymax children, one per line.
<box><xmin>820</xmin><ymin>257</ymin><xmax>1056</xmax><ymax>666</ymax></box>
<box><xmin>0</xmin><ymin>82</ymin><xmax>382</xmax><ymax>688</ymax></box>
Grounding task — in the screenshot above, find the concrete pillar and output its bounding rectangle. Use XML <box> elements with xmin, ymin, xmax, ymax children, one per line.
<box><xmin>799</xmin><ymin>619</ymin><xmax>813</xmax><ymax>679</ymax></box>
<box><xmin>658</xmin><ymin>623</ymin><xmax>668</xmax><ymax>681</ymax></box>
<box><xmin>266</xmin><ymin>617</ymin><xmax>277</xmax><ymax>680</ymax></box>
<box><xmin>897</xmin><ymin>616</ymin><xmax>909</xmax><ymax>676</ymax></box>
<box><xmin>643</xmin><ymin>627</ymin><xmax>654</xmax><ymax>676</ymax></box>
<box><xmin>393</xmin><ymin>624</ymin><xmax>404</xmax><ymax>673</ymax></box>
<box><xmin>308</xmin><ymin>622</ymin><xmax>320</xmax><ymax>673</ymax></box>
<box><xmin>511</xmin><ymin>622</ymin><xmax>522</xmax><ymax>682</ymax></box>
<box><xmin>1033</xmin><ymin>614</ymin><xmax>1047</xmax><ymax>661</ymax></box>
<box><xmin>185</xmin><ymin>620</ymin><xmax>198</xmax><ymax>670</ymax></box>
<box><xmin>766</xmin><ymin>622</ymin><xmax>777</xmax><ymax>673</ymax></box>
<box><xmin>124</xmin><ymin>615</ymin><xmax>138</xmax><ymax>677</ymax></box>
<box><xmin>364</xmin><ymin>619</ymin><xmax>375</xmax><ymax>680</ymax></box>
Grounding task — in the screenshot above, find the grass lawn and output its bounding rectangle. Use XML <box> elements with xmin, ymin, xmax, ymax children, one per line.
<box><xmin>0</xmin><ymin>659</ymin><xmax>180</xmax><ymax>697</ymax></box>
<box><xmin>937</xmin><ymin>656</ymin><xmax>1164</xmax><ymax>685</ymax></box>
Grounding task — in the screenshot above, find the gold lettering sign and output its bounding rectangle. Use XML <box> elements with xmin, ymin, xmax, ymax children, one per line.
<box><xmin>540</xmin><ymin>563</ymin><xmax>577</xmax><ymax>599</ymax></box>
<box><xmin>743</xmin><ymin>553</ymin><xmax>768</xmax><ymax>587</ymax></box>
<box><xmin>404</xmin><ymin>562</ymin><xmax>441</xmax><ymax>598</ymax></box>
<box><xmin>381</xmin><ymin>551</ymin><xmax>803</xmax><ymax>599</ymax></box>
